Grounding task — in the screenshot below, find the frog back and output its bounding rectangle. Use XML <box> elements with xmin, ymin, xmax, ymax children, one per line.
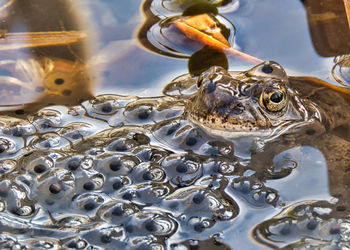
<box><xmin>289</xmin><ymin>76</ymin><xmax>350</xmax><ymax>134</ymax></box>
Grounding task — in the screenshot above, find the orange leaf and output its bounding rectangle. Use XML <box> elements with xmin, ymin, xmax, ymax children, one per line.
<box><xmin>173</xmin><ymin>14</ymin><xmax>262</xmax><ymax>63</ymax></box>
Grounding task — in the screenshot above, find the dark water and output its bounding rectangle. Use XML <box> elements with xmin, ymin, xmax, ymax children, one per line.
<box><xmin>0</xmin><ymin>0</ymin><xmax>349</xmax><ymax>249</ymax></box>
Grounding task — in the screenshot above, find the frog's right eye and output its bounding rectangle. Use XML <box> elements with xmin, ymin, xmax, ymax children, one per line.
<box><xmin>259</xmin><ymin>84</ymin><xmax>287</xmax><ymax>112</ymax></box>
<box><xmin>202</xmin><ymin>80</ymin><xmax>216</xmax><ymax>94</ymax></box>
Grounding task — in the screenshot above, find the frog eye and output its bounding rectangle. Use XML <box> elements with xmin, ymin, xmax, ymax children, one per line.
<box><xmin>202</xmin><ymin>80</ymin><xmax>216</xmax><ymax>94</ymax></box>
<box><xmin>260</xmin><ymin>86</ymin><xmax>287</xmax><ymax>112</ymax></box>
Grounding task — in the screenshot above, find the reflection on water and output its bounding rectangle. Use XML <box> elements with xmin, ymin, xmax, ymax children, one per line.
<box><xmin>0</xmin><ymin>0</ymin><xmax>349</xmax><ymax>249</ymax></box>
<box><xmin>302</xmin><ymin>0</ymin><xmax>350</xmax><ymax>57</ymax></box>
<box><xmin>0</xmin><ymin>57</ymin><xmax>92</xmax><ymax>110</ymax></box>
<box><xmin>138</xmin><ymin>0</ymin><xmax>261</xmax><ymax>75</ymax></box>
<box><xmin>332</xmin><ymin>55</ymin><xmax>350</xmax><ymax>86</ymax></box>
<box><xmin>0</xmin><ymin>0</ymin><xmax>93</xmax><ymax>114</ymax></box>
<box><xmin>253</xmin><ymin>200</ymin><xmax>350</xmax><ymax>249</ymax></box>
<box><xmin>138</xmin><ymin>0</ymin><xmax>237</xmax><ymax>58</ymax></box>
<box><xmin>302</xmin><ymin>0</ymin><xmax>350</xmax><ymax>86</ymax></box>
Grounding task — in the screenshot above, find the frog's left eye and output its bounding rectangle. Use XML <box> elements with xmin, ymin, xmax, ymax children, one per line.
<box><xmin>260</xmin><ymin>85</ymin><xmax>287</xmax><ymax>112</ymax></box>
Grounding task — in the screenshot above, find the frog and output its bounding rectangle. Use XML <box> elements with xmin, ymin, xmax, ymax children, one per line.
<box><xmin>0</xmin><ymin>61</ymin><xmax>349</xmax><ymax>249</ymax></box>
<box><xmin>73</xmin><ymin>60</ymin><xmax>350</xmax><ymax>213</ymax></box>
<box><xmin>161</xmin><ymin>61</ymin><xmax>350</xmax><ymax>248</ymax></box>
<box><xmin>164</xmin><ymin>61</ymin><xmax>347</xmax><ymax>139</ymax></box>
<box><xmin>162</xmin><ymin>60</ymin><xmax>350</xmax><ymax>211</ymax></box>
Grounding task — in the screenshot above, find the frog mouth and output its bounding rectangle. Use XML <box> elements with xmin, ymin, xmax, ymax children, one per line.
<box><xmin>190</xmin><ymin>115</ymin><xmax>319</xmax><ymax>141</ymax></box>
<box><xmin>188</xmin><ymin>95</ymin><xmax>320</xmax><ymax>141</ymax></box>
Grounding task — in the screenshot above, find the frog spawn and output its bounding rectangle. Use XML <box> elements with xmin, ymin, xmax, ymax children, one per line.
<box><xmin>0</xmin><ymin>95</ymin><xmax>242</xmax><ymax>248</ymax></box>
<box><xmin>252</xmin><ymin>201</ymin><xmax>350</xmax><ymax>249</ymax></box>
<box><xmin>0</xmin><ymin>93</ymin><xmax>341</xmax><ymax>248</ymax></box>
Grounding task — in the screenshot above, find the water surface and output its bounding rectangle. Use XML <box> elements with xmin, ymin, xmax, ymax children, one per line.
<box><xmin>0</xmin><ymin>0</ymin><xmax>348</xmax><ymax>249</ymax></box>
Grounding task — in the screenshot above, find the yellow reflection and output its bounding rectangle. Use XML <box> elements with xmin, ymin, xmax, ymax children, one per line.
<box><xmin>0</xmin><ymin>0</ymin><xmax>93</xmax><ymax>114</ymax></box>
<box><xmin>0</xmin><ymin>31</ymin><xmax>86</xmax><ymax>51</ymax></box>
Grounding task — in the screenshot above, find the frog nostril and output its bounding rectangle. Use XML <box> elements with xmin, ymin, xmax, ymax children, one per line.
<box><xmin>230</xmin><ymin>107</ymin><xmax>244</xmax><ymax>115</ymax></box>
<box><xmin>262</xmin><ymin>64</ymin><xmax>273</xmax><ymax>74</ymax></box>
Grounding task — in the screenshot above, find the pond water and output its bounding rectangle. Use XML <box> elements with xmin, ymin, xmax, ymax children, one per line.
<box><xmin>0</xmin><ymin>0</ymin><xmax>349</xmax><ymax>249</ymax></box>
<box><xmin>86</xmin><ymin>0</ymin><xmax>342</xmax><ymax>95</ymax></box>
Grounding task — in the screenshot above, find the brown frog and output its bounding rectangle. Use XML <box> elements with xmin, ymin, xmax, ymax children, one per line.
<box><xmin>164</xmin><ymin>61</ymin><xmax>350</xmax><ymax>213</ymax></box>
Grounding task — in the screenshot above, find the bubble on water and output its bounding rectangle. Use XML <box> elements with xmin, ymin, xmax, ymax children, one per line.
<box><xmin>29</xmin><ymin>169</ymin><xmax>76</xmax><ymax>210</ymax></box>
<box><xmin>65</xmin><ymin>238</ymin><xmax>88</xmax><ymax>249</ymax></box>
<box><xmin>332</xmin><ymin>55</ymin><xmax>350</xmax><ymax>86</ymax></box>
<box><xmin>124</xmin><ymin>103</ymin><xmax>154</xmax><ymax>123</ymax></box>
<box><xmin>0</xmin><ymin>137</ymin><xmax>22</xmax><ymax>156</ymax></box>
<box><xmin>74</xmin><ymin>193</ymin><xmax>106</xmax><ymax>213</ymax></box>
<box><xmin>171</xmin><ymin>236</ymin><xmax>232</xmax><ymax>250</ymax></box>
<box><xmin>55</xmin><ymin>215</ymin><xmax>91</xmax><ymax>229</ymax></box>
<box><xmin>29</xmin><ymin>133</ymin><xmax>70</xmax><ymax>149</ymax></box>
<box><xmin>0</xmin><ymin>159</ymin><xmax>16</xmax><ymax>175</ymax></box>
<box><xmin>89</xmin><ymin>97</ymin><xmax>122</xmax><ymax>115</ymax></box>
<box><xmin>96</xmin><ymin>154</ymin><xmax>139</xmax><ymax>176</ymax></box>
<box><xmin>150</xmin><ymin>0</ymin><xmax>239</xmax><ymax>16</ymax></box>
<box><xmin>75</xmin><ymin>172</ymin><xmax>105</xmax><ymax>193</ymax></box>
<box><xmin>81</xmin><ymin>225</ymin><xmax>127</xmax><ymax>248</ymax></box>
<box><xmin>252</xmin><ymin>201</ymin><xmax>350</xmax><ymax>248</ymax></box>
<box><xmin>82</xmin><ymin>95</ymin><xmax>136</xmax><ymax>125</ymax></box>
<box><xmin>21</xmin><ymin>153</ymin><xmax>54</xmax><ymax>176</ymax></box>
<box><xmin>268</xmin><ymin>157</ymin><xmax>298</xmax><ymax>179</ymax></box>
<box><xmin>124</xmin><ymin>212</ymin><xmax>178</xmax><ymax>238</ymax></box>
<box><xmin>98</xmin><ymin>200</ymin><xmax>140</xmax><ymax>225</ymax></box>
<box><xmin>2</xmin><ymin>122</ymin><xmax>35</xmax><ymax>138</ymax></box>
<box><xmin>133</xmin><ymin>146</ymin><xmax>170</xmax><ymax>163</ymax></box>
<box><xmin>214</xmin><ymin>160</ymin><xmax>239</xmax><ymax>175</ymax></box>
<box><xmin>231</xmin><ymin>176</ymin><xmax>279</xmax><ymax>207</ymax></box>
<box><xmin>152</xmin><ymin>119</ymin><xmax>211</xmax><ymax>153</ymax></box>
<box><xmin>128</xmin><ymin>162</ymin><xmax>166</xmax><ymax>184</ymax></box>
<box><xmin>30</xmin><ymin>108</ymin><xmax>63</xmax><ymax>132</ymax></box>
<box><xmin>188</xmin><ymin>217</ymin><xmax>214</xmax><ymax>233</ymax></box>
<box><xmin>58</xmin><ymin>122</ymin><xmax>95</xmax><ymax>141</ymax></box>
<box><xmin>162</xmin><ymin>154</ymin><xmax>203</xmax><ymax>187</ymax></box>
